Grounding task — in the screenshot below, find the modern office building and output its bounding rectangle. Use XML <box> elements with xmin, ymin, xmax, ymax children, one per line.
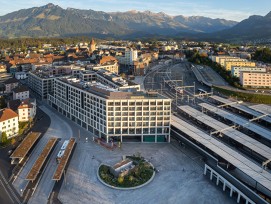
<box><xmin>231</xmin><ymin>67</ymin><xmax>266</xmax><ymax>78</ymax></box>
<box><xmin>28</xmin><ymin>66</ymin><xmax>84</xmax><ymax>99</ymax></box>
<box><xmin>28</xmin><ymin>72</ymin><xmax>56</xmax><ymax>100</ymax></box>
<box><xmin>240</xmin><ymin>72</ymin><xmax>271</xmax><ymax>88</ymax></box>
<box><xmin>48</xmin><ymin>77</ymin><xmax>171</xmax><ymax>143</ymax></box>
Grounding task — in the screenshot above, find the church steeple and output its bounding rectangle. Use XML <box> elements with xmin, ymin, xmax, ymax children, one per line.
<box><xmin>89</xmin><ymin>38</ymin><xmax>96</xmax><ymax>54</ymax></box>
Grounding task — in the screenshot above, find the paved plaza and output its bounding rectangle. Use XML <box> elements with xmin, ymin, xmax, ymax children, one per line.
<box><xmin>58</xmin><ymin>140</ymin><xmax>235</xmax><ymax>204</ymax></box>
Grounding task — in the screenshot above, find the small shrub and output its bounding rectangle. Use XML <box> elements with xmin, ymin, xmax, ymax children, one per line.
<box><xmin>118</xmin><ymin>176</ymin><xmax>124</xmax><ymax>184</ymax></box>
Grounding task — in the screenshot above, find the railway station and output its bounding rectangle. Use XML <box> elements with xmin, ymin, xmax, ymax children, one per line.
<box><xmin>209</xmin><ymin>95</ymin><xmax>271</xmax><ymax>125</ymax></box>
<box><xmin>199</xmin><ymin>103</ymin><xmax>271</xmax><ymax>143</ymax></box>
<box><xmin>171</xmin><ymin>115</ymin><xmax>271</xmax><ymax>202</ymax></box>
<box><xmin>249</xmin><ymin>104</ymin><xmax>271</xmax><ymax>115</ymax></box>
<box><xmin>178</xmin><ymin>105</ymin><xmax>271</xmax><ymax>163</ymax></box>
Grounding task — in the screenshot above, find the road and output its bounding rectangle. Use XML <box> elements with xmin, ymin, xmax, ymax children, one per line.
<box><xmin>191</xmin><ymin>63</ymin><xmax>271</xmax><ymax>95</ymax></box>
<box><xmin>0</xmin><ymin>106</ymin><xmax>50</xmax><ymax>204</ymax></box>
<box><xmin>27</xmin><ymin>105</ymin><xmax>73</xmax><ymax>204</ymax></box>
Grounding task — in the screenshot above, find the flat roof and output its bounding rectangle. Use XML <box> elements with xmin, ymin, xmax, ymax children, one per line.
<box><xmin>10</xmin><ymin>132</ymin><xmax>41</xmax><ymax>159</ymax></box>
<box><xmin>209</xmin><ymin>95</ymin><xmax>271</xmax><ymax>124</ymax></box>
<box><xmin>199</xmin><ymin>103</ymin><xmax>271</xmax><ymax>141</ymax></box>
<box><xmin>52</xmin><ymin>138</ymin><xmax>76</xmax><ymax>181</ymax></box>
<box><xmin>249</xmin><ymin>104</ymin><xmax>271</xmax><ymax>115</ymax></box>
<box><xmin>171</xmin><ymin>115</ymin><xmax>271</xmax><ymax>192</ymax></box>
<box><xmin>178</xmin><ymin>105</ymin><xmax>271</xmax><ymax>159</ymax></box>
<box><xmin>26</xmin><ymin>137</ymin><xmax>58</xmax><ymax>181</ymax></box>
<box><xmin>59</xmin><ymin>77</ymin><xmax>168</xmax><ymax>100</ymax></box>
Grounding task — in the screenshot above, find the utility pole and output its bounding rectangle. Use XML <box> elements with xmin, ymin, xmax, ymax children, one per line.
<box><xmin>175</xmin><ymin>90</ymin><xmax>178</xmax><ymax>109</ymax></box>
<box><xmin>193</xmin><ymin>82</ymin><xmax>196</xmax><ymax>104</ymax></box>
<box><xmin>64</xmin><ymin>170</ymin><xmax>67</xmax><ymax>186</ymax></box>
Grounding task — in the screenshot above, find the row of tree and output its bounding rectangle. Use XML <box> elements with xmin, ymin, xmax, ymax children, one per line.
<box><xmin>252</xmin><ymin>48</ymin><xmax>271</xmax><ymax>63</ymax></box>
<box><xmin>0</xmin><ymin>36</ymin><xmax>97</xmax><ymax>50</ymax></box>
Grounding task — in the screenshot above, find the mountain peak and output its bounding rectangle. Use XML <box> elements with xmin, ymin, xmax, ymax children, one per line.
<box><xmin>127</xmin><ymin>10</ymin><xmax>138</xmax><ymax>14</ymax></box>
<box><xmin>265</xmin><ymin>11</ymin><xmax>271</xmax><ymax>18</ymax></box>
<box><xmin>43</xmin><ymin>3</ymin><xmax>58</xmax><ymax>9</ymax></box>
<box><xmin>0</xmin><ymin>4</ymin><xmax>240</xmax><ymax>38</ymax></box>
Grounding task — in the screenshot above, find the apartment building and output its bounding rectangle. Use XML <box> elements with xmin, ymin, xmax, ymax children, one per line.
<box><xmin>210</xmin><ymin>56</ymin><xmax>241</xmax><ymax>65</ymax></box>
<box><xmin>0</xmin><ymin>108</ymin><xmax>19</xmax><ymax>138</ymax></box>
<box><xmin>48</xmin><ymin>77</ymin><xmax>171</xmax><ymax>143</ymax></box>
<box><xmin>17</xmin><ymin>98</ymin><xmax>36</xmax><ymax>122</ymax></box>
<box><xmin>225</xmin><ymin>61</ymin><xmax>256</xmax><ymax>71</ymax></box>
<box><xmin>91</xmin><ymin>61</ymin><xmax>119</xmax><ymax>74</ymax></box>
<box><xmin>3</xmin><ymin>78</ymin><xmax>19</xmax><ymax>93</ymax></box>
<box><xmin>12</xmin><ymin>85</ymin><xmax>29</xmax><ymax>100</ymax></box>
<box><xmin>240</xmin><ymin>72</ymin><xmax>271</xmax><ymax>88</ymax></box>
<box><xmin>231</xmin><ymin>67</ymin><xmax>266</xmax><ymax>78</ymax></box>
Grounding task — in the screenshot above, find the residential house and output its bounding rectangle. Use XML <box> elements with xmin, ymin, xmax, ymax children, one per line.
<box><xmin>0</xmin><ymin>108</ymin><xmax>19</xmax><ymax>138</ymax></box>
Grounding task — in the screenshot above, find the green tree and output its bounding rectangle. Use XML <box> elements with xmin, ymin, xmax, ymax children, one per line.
<box><xmin>253</xmin><ymin>48</ymin><xmax>271</xmax><ymax>63</ymax></box>
<box><xmin>1</xmin><ymin>132</ymin><xmax>7</xmax><ymax>144</ymax></box>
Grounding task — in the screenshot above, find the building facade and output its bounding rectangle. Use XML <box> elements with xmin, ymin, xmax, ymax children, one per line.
<box><xmin>12</xmin><ymin>86</ymin><xmax>30</xmax><ymax>100</ymax></box>
<box><xmin>240</xmin><ymin>72</ymin><xmax>271</xmax><ymax>88</ymax></box>
<box><xmin>92</xmin><ymin>61</ymin><xmax>119</xmax><ymax>74</ymax></box>
<box><xmin>224</xmin><ymin>61</ymin><xmax>256</xmax><ymax>71</ymax></box>
<box><xmin>0</xmin><ymin>108</ymin><xmax>19</xmax><ymax>139</ymax></box>
<box><xmin>116</xmin><ymin>48</ymin><xmax>138</xmax><ymax>66</ymax></box>
<box><xmin>231</xmin><ymin>67</ymin><xmax>266</xmax><ymax>78</ymax></box>
<box><xmin>17</xmin><ymin>99</ymin><xmax>36</xmax><ymax>122</ymax></box>
<box><xmin>4</xmin><ymin>78</ymin><xmax>19</xmax><ymax>93</ymax></box>
<box><xmin>48</xmin><ymin>77</ymin><xmax>171</xmax><ymax>143</ymax></box>
<box><xmin>28</xmin><ymin>72</ymin><xmax>55</xmax><ymax>99</ymax></box>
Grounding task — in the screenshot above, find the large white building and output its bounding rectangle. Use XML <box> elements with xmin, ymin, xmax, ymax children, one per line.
<box><xmin>240</xmin><ymin>72</ymin><xmax>271</xmax><ymax>88</ymax></box>
<box><xmin>48</xmin><ymin>77</ymin><xmax>171</xmax><ymax>143</ymax></box>
<box><xmin>28</xmin><ymin>72</ymin><xmax>55</xmax><ymax>99</ymax></box>
<box><xmin>0</xmin><ymin>108</ymin><xmax>19</xmax><ymax>139</ymax></box>
<box><xmin>116</xmin><ymin>48</ymin><xmax>138</xmax><ymax>66</ymax></box>
<box><xmin>231</xmin><ymin>67</ymin><xmax>266</xmax><ymax>78</ymax></box>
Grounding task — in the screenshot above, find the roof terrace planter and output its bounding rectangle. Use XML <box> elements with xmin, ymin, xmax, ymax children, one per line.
<box><xmin>97</xmin><ymin>156</ymin><xmax>155</xmax><ymax>190</ymax></box>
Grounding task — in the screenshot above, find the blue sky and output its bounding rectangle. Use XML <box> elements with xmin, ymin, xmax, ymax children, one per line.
<box><xmin>0</xmin><ymin>0</ymin><xmax>270</xmax><ymax>21</ymax></box>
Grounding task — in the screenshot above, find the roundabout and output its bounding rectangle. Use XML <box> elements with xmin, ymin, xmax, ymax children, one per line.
<box><xmin>97</xmin><ymin>155</ymin><xmax>155</xmax><ymax>190</ymax></box>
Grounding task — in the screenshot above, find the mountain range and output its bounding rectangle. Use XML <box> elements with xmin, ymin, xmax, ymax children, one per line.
<box><xmin>0</xmin><ymin>3</ymin><xmax>270</xmax><ymax>41</ymax></box>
